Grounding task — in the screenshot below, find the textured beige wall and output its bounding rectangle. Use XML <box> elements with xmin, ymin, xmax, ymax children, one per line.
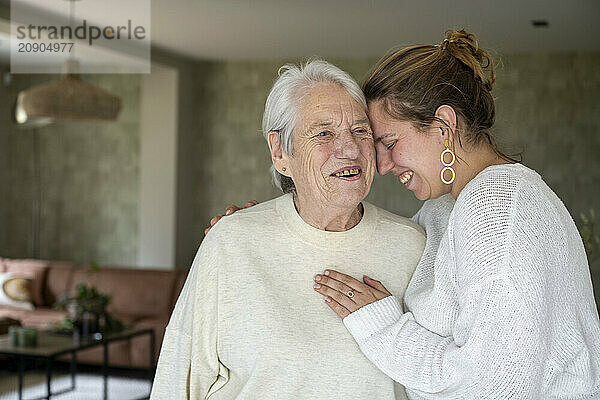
<box><xmin>494</xmin><ymin>53</ymin><xmax>600</xmax><ymax>217</ymax></box>
<box><xmin>0</xmin><ymin>73</ymin><xmax>141</xmax><ymax>265</ymax></box>
<box><xmin>0</xmin><ymin>70</ymin><xmax>11</xmax><ymax>257</ymax></box>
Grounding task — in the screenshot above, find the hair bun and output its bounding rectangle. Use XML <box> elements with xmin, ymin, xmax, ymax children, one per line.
<box><xmin>441</xmin><ymin>29</ymin><xmax>478</xmax><ymax>52</ymax></box>
<box><xmin>440</xmin><ymin>29</ymin><xmax>495</xmax><ymax>91</ymax></box>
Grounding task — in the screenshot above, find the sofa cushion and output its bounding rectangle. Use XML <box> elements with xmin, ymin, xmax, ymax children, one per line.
<box><xmin>128</xmin><ymin>316</ymin><xmax>165</xmax><ymax>367</ymax></box>
<box><xmin>106</xmin><ymin>268</ymin><xmax>176</xmax><ymax>318</ymax></box>
<box><xmin>2</xmin><ymin>259</ymin><xmax>49</xmax><ymax>306</ymax></box>
<box><xmin>170</xmin><ymin>269</ymin><xmax>189</xmax><ymax>312</ymax></box>
<box><xmin>0</xmin><ymin>306</ymin><xmax>67</xmax><ymax>329</ymax></box>
<box><xmin>44</xmin><ymin>263</ymin><xmax>77</xmax><ymax>306</ymax></box>
<box><xmin>69</xmin><ymin>267</ymin><xmax>177</xmax><ymax>319</ymax></box>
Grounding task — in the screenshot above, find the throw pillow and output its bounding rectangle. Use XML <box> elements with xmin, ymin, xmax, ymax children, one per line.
<box><xmin>0</xmin><ymin>272</ymin><xmax>34</xmax><ymax>310</ymax></box>
<box><xmin>2</xmin><ymin>258</ymin><xmax>49</xmax><ymax>306</ymax></box>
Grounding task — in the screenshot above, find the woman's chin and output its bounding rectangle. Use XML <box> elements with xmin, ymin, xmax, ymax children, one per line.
<box><xmin>329</xmin><ymin>180</ymin><xmax>370</xmax><ymax>200</ymax></box>
<box><xmin>414</xmin><ymin>192</ymin><xmax>429</xmax><ymax>201</ymax></box>
<box><xmin>410</xmin><ymin>185</ymin><xmax>431</xmax><ymax>201</ymax></box>
<box><xmin>332</xmin><ymin>190</ymin><xmax>368</xmax><ymax>209</ymax></box>
<box><xmin>341</xmin><ymin>193</ymin><xmax>368</xmax><ymax>206</ymax></box>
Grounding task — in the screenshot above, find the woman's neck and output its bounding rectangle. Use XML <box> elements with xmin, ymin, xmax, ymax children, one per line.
<box><xmin>293</xmin><ymin>195</ymin><xmax>364</xmax><ymax>232</ymax></box>
<box><xmin>450</xmin><ymin>144</ymin><xmax>513</xmax><ymax>199</ymax></box>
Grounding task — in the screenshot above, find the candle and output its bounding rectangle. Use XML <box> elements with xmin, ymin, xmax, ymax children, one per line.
<box><xmin>17</xmin><ymin>327</ymin><xmax>38</xmax><ymax>347</ymax></box>
<box><xmin>8</xmin><ymin>326</ymin><xmax>19</xmax><ymax>347</ymax></box>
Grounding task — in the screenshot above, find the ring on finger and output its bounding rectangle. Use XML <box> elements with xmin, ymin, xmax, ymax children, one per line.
<box><xmin>320</xmin><ymin>275</ymin><xmax>360</xmax><ymax>297</ymax></box>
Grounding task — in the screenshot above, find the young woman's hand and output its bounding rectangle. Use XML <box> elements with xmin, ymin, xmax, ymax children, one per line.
<box><xmin>313</xmin><ymin>269</ymin><xmax>391</xmax><ymax>318</ymax></box>
<box><xmin>203</xmin><ymin>200</ymin><xmax>259</xmax><ymax>235</ymax></box>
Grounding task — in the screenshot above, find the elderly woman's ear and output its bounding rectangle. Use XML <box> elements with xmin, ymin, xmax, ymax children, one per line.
<box><xmin>267</xmin><ymin>130</ymin><xmax>290</xmax><ymax>176</ymax></box>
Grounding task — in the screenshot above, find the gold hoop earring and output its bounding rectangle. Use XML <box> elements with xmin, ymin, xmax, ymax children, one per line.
<box><xmin>440</xmin><ymin>139</ymin><xmax>455</xmax><ymax>185</ymax></box>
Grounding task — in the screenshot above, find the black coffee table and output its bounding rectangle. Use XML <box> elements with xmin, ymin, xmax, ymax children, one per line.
<box><xmin>0</xmin><ymin>328</ymin><xmax>155</xmax><ymax>400</ymax></box>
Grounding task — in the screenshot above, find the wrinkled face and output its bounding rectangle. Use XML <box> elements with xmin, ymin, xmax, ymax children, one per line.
<box><xmin>286</xmin><ymin>83</ymin><xmax>375</xmax><ymax>210</ymax></box>
<box><xmin>369</xmin><ymin>101</ymin><xmax>449</xmax><ymax>201</ymax></box>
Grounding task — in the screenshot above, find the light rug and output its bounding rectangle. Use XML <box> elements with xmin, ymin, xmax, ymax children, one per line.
<box><xmin>0</xmin><ymin>373</ymin><xmax>151</xmax><ymax>400</ymax></box>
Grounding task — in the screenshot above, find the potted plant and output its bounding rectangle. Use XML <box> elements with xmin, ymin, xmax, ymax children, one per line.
<box><xmin>53</xmin><ymin>265</ymin><xmax>124</xmax><ymax>336</ymax></box>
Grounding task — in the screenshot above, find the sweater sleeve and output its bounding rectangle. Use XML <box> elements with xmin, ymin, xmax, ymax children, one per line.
<box><xmin>150</xmin><ymin>234</ymin><xmax>228</xmax><ymax>399</ymax></box>
<box><xmin>344</xmin><ymin>278</ymin><xmax>543</xmax><ymax>398</ymax></box>
<box><xmin>344</xmin><ymin>175</ymin><xmax>550</xmax><ymax>398</ymax></box>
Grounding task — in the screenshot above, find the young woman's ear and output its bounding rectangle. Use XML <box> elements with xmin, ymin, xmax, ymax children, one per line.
<box><xmin>434</xmin><ymin>105</ymin><xmax>457</xmax><ymax>143</ymax></box>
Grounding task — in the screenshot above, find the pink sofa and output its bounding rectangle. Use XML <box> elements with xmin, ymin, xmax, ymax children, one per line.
<box><xmin>0</xmin><ymin>258</ymin><xmax>187</xmax><ymax>368</ymax></box>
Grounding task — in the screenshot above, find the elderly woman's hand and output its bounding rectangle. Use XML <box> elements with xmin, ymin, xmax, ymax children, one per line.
<box><xmin>204</xmin><ymin>200</ymin><xmax>259</xmax><ymax>235</ymax></box>
<box><xmin>313</xmin><ymin>270</ymin><xmax>392</xmax><ymax>319</ymax></box>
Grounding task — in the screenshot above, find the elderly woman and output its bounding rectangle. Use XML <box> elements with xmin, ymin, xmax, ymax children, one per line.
<box><xmin>210</xmin><ymin>30</ymin><xmax>600</xmax><ymax>398</ymax></box>
<box><xmin>150</xmin><ymin>60</ymin><xmax>425</xmax><ymax>399</ymax></box>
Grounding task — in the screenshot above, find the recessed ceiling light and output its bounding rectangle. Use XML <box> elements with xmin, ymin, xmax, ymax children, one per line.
<box><xmin>531</xmin><ymin>20</ymin><xmax>549</xmax><ymax>28</ymax></box>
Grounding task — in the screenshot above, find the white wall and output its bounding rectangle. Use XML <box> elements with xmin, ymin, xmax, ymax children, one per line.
<box><xmin>137</xmin><ymin>63</ymin><xmax>178</xmax><ymax>269</ymax></box>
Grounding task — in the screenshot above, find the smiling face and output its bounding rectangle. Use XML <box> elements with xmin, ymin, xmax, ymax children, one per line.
<box><xmin>369</xmin><ymin>100</ymin><xmax>450</xmax><ymax>201</ymax></box>
<box><xmin>284</xmin><ymin>83</ymin><xmax>375</xmax><ymax>216</ymax></box>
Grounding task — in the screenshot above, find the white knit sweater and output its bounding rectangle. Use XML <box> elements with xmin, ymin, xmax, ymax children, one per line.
<box><xmin>344</xmin><ymin>163</ymin><xmax>600</xmax><ymax>399</ymax></box>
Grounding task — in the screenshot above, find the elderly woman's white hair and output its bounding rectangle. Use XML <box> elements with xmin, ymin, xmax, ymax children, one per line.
<box><xmin>262</xmin><ymin>59</ymin><xmax>367</xmax><ymax>193</ymax></box>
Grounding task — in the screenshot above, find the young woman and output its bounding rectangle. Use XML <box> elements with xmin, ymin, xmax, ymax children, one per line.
<box><xmin>208</xmin><ymin>30</ymin><xmax>600</xmax><ymax>398</ymax></box>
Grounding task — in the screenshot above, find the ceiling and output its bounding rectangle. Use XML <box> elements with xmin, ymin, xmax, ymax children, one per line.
<box><xmin>2</xmin><ymin>0</ymin><xmax>600</xmax><ymax>62</ymax></box>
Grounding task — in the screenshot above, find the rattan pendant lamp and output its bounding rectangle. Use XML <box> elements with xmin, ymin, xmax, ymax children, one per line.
<box><xmin>14</xmin><ymin>0</ymin><xmax>122</xmax><ymax>126</ymax></box>
<box><xmin>14</xmin><ymin>60</ymin><xmax>122</xmax><ymax>126</ymax></box>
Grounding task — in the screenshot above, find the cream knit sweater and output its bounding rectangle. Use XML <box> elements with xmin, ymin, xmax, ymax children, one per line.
<box><xmin>151</xmin><ymin>194</ymin><xmax>426</xmax><ymax>399</ymax></box>
<box><xmin>344</xmin><ymin>163</ymin><xmax>600</xmax><ymax>399</ymax></box>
